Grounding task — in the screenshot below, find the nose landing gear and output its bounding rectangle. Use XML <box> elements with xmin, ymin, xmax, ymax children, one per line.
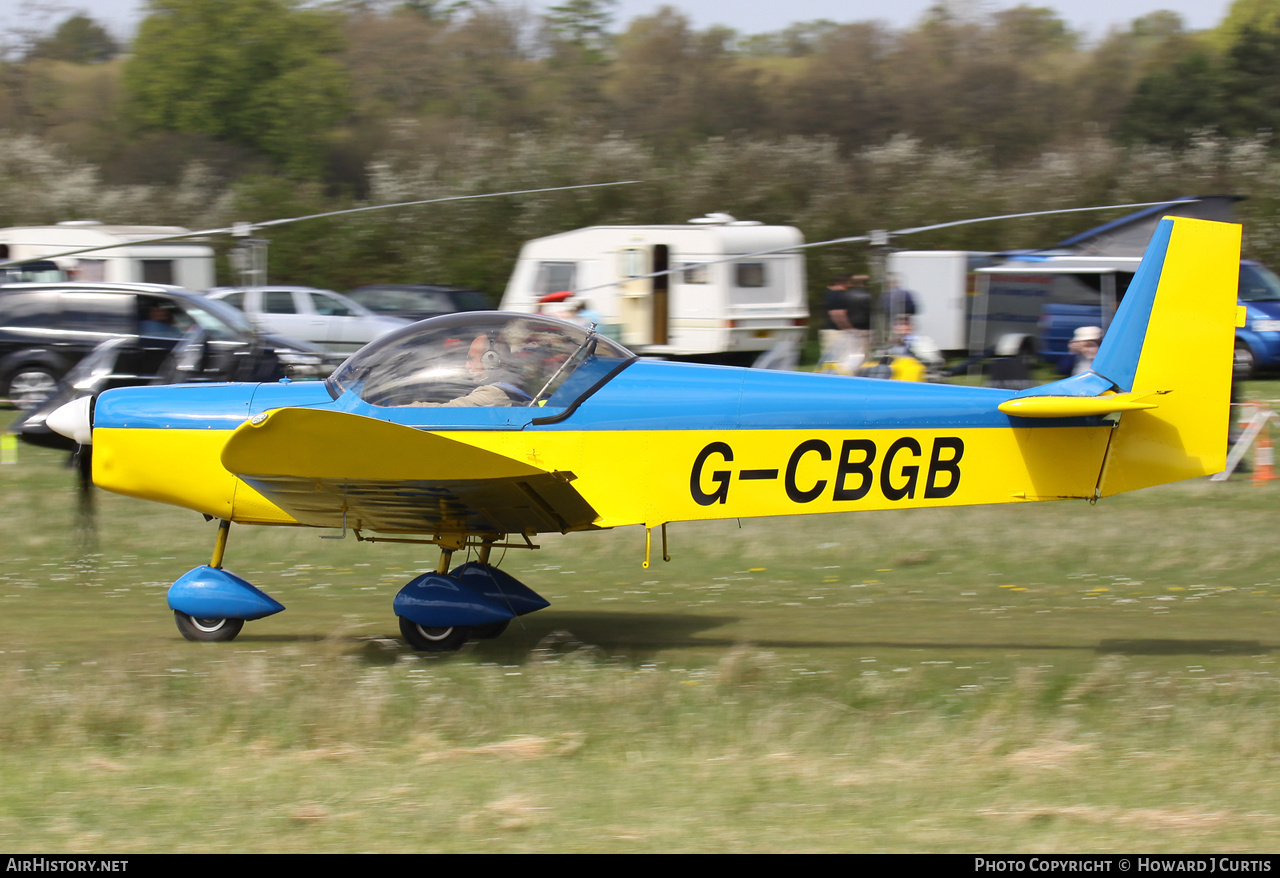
<box><xmin>167</xmin><ymin>520</ymin><xmax>285</xmax><ymax>643</ymax></box>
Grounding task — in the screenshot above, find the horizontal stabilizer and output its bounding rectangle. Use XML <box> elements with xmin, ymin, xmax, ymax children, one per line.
<box><xmin>998</xmin><ymin>391</ymin><xmax>1162</xmax><ymax>418</ymax></box>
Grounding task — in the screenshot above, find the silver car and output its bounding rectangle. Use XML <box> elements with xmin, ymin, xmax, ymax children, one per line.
<box><xmin>206</xmin><ymin>286</ymin><xmax>409</xmax><ymax>353</ymax></box>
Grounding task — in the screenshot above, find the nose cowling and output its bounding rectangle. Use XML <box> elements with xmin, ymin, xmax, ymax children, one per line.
<box><xmin>47</xmin><ymin>396</ymin><xmax>93</xmax><ymax>446</ymax></box>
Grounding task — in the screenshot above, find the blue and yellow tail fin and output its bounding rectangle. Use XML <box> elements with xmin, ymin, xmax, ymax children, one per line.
<box><xmin>1000</xmin><ymin>216</ymin><xmax>1241</xmax><ymax>495</ymax></box>
<box><xmin>1097</xmin><ymin>217</ymin><xmax>1240</xmax><ymax>494</ymax></box>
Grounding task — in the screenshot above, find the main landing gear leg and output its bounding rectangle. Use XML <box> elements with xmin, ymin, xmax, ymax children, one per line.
<box><xmin>394</xmin><ymin>537</ymin><xmax>550</xmax><ymax>653</ymax></box>
<box><xmin>467</xmin><ymin>541</ymin><xmax>509</xmax><ymax>640</ymax></box>
<box><xmin>398</xmin><ymin>543</ymin><xmax>470</xmax><ymax>652</ymax></box>
<box><xmin>168</xmin><ymin>519</ymin><xmax>285</xmax><ymax>642</ymax></box>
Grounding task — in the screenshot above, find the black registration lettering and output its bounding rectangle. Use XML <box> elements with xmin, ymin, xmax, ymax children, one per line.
<box><xmin>880</xmin><ymin>437</ymin><xmax>921</xmax><ymax>501</ymax></box>
<box><xmin>690</xmin><ymin>442</ymin><xmax>734</xmax><ymax>505</ymax></box>
<box><xmin>785</xmin><ymin>439</ymin><xmax>831</xmax><ymax>503</ymax></box>
<box><xmin>691</xmin><ymin>435</ymin><xmax>962</xmax><ymax>507</ymax></box>
<box><xmin>924</xmin><ymin>437</ymin><xmax>964</xmax><ymax>499</ymax></box>
<box><xmin>833</xmin><ymin>439</ymin><xmax>876</xmax><ymax>501</ymax></box>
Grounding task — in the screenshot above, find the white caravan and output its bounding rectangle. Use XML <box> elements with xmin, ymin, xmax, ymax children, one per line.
<box><xmin>499</xmin><ymin>214</ymin><xmax>809</xmax><ymax>360</ymax></box>
<box><xmin>0</xmin><ymin>221</ymin><xmax>215</xmax><ymax>290</ymax></box>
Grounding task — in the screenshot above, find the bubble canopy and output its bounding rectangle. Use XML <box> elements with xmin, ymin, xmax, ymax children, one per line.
<box><xmin>325</xmin><ymin>311</ymin><xmax>635</xmax><ymax>409</ymax></box>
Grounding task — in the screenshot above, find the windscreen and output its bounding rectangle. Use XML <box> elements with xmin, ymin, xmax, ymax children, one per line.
<box><xmin>326</xmin><ymin>312</ymin><xmax>634</xmax><ymax>408</ymax></box>
<box><xmin>1239</xmin><ymin>263</ymin><xmax>1280</xmax><ymax>302</ymax></box>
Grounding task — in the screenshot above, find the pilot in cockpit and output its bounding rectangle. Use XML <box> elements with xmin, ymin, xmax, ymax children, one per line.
<box><xmin>413</xmin><ymin>334</ymin><xmax>532</xmax><ymax>407</ymax></box>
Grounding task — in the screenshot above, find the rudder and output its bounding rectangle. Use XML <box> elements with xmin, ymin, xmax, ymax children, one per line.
<box><xmin>1096</xmin><ymin>216</ymin><xmax>1241</xmax><ymax>495</ymax></box>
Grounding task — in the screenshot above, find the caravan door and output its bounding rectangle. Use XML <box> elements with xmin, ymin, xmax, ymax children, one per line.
<box><xmin>617</xmin><ymin>245</ymin><xmax>669</xmax><ymax>347</ymax></box>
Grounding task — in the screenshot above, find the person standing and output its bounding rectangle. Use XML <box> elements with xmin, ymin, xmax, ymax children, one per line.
<box><xmin>1069</xmin><ymin>325</ymin><xmax>1102</xmax><ymax>375</ymax></box>
<box><xmin>843</xmin><ymin>274</ymin><xmax>873</xmax><ymax>375</ymax></box>
<box><xmin>885</xmin><ymin>274</ymin><xmax>918</xmax><ymax>324</ymax></box>
<box><xmin>821</xmin><ymin>275</ymin><xmax>872</xmax><ymax>374</ymax></box>
<box><xmin>820</xmin><ymin>275</ymin><xmax>854</xmax><ymax>372</ymax></box>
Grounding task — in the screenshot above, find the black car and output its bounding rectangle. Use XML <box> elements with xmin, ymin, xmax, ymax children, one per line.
<box><xmin>0</xmin><ymin>282</ymin><xmax>335</xmax><ymax>408</ymax></box>
<box><xmin>344</xmin><ymin>284</ymin><xmax>489</xmax><ymax>323</ymax></box>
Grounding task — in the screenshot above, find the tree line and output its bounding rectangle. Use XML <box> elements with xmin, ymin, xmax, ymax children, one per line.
<box><xmin>3</xmin><ymin>0</ymin><xmax>1280</xmax><ymax>308</ymax></box>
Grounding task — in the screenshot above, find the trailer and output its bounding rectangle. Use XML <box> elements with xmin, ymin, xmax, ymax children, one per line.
<box><xmin>0</xmin><ymin>221</ymin><xmax>215</xmax><ymax>290</ymax></box>
<box><xmin>885</xmin><ymin>195</ymin><xmax>1245</xmax><ymax>360</ymax></box>
<box><xmin>885</xmin><ymin>251</ymin><xmax>994</xmax><ymax>354</ymax></box>
<box><xmin>499</xmin><ymin>214</ymin><xmax>809</xmax><ymax>360</ymax></box>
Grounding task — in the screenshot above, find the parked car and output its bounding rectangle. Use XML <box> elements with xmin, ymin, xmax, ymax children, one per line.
<box><xmin>206</xmin><ymin>286</ymin><xmax>408</xmax><ymax>353</ymax></box>
<box><xmin>1033</xmin><ymin>260</ymin><xmax>1280</xmax><ymax>378</ymax></box>
<box><xmin>0</xmin><ymin>282</ymin><xmax>335</xmax><ymax>408</ymax></box>
<box><xmin>344</xmin><ymin>284</ymin><xmax>489</xmax><ymax>323</ymax></box>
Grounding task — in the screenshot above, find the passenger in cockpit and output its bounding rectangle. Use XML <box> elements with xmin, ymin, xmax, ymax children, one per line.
<box><xmin>416</xmin><ymin>334</ymin><xmax>531</xmax><ymax>407</ymax></box>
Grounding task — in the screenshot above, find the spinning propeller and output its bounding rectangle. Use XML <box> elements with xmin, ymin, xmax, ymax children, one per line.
<box><xmin>567</xmin><ymin>198</ymin><xmax>1201</xmax><ymax>297</ymax></box>
<box><xmin>4</xmin><ymin>180</ymin><xmax>644</xmax><ymax>530</ymax></box>
<box><xmin>0</xmin><ymin>180</ymin><xmax>644</xmax><ymax>271</ymax></box>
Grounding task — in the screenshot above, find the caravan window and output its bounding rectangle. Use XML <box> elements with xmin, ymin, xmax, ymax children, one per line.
<box><xmin>75</xmin><ymin>259</ymin><xmax>106</xmax><ymax>282</ymax></box>
<box><xmin>535</xmin><ymin>262</ymin><xmax>577</xmax><ymax>295</ymax></box>
<box><xmin>142</xmin><ymin>260</ymin><xmax>174</xmax><ymax>285</ymax></box>
<box><xmin>735</xmin><ymin>262</ymin><xmax>766</xmax><ymax>288</ymax></box>
<box><xmin>678</xmin><ymin>263</ymin><xmax>708</xmax><ymax>284</ymax></box>
<box><xmin>618</xmin><ymin>249</ymin><xmax>646</xmax><ymax>278</ymax></box>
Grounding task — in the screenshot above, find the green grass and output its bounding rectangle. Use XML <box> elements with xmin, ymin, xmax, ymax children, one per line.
<box><xmin>5</xmin><ymin>401</ymin><xmax>1280</xmax><ymax>851</ymax></box>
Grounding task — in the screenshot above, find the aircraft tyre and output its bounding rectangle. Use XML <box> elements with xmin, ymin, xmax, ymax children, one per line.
<box><xmin>471</xmin><ymin>620</ymin><xmax>510</xmax><ymax>640</ymax></box>
<box><xmin>173</xmin><ymin>611</ymin><xmax>245</xmax><ymax>643</ymax></box>
<box><xmin>399</xmin><ymin>616</ymin><xmax>470</xmax><ymax>652</ymax></box>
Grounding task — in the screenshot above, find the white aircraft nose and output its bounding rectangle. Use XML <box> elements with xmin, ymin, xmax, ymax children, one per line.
<box><xmin>47</xmin><ymin>396</ymin><xmax>93</xmax><ymax>446</ymax></box>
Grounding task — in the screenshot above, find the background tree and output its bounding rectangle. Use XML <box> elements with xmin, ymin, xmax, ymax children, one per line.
<box><xmin>123</xmin><ymin>0</ymin><xmax>351</xmax><ymax>177</ymax></box>
<box><xmin>540</xmin><ymin>0</ymin><xmax>616</xmax><ymax>125</ymax></box>
<box><xmin>608</xmin><ymin>7</ymin><xmax>764</xmax><ymax>147</ymax></box>
<box><xmin>1218</xmin><ymin>20</ymin><xmax>1280</xmax><ymax>137</ymax></box>
<box><xmin>27</xmin><ymin>13</ymin><xmax>119</xmax><ymax>64</ymax></box>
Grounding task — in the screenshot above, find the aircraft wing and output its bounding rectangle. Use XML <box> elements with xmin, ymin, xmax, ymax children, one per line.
<box><xmin>220</xmin><ymin>407</ymin><xmax>599</xmax><ymax>535</ymax></box>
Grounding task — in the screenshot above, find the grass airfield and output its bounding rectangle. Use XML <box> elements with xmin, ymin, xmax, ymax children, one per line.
<box><xmin>4</xmin><ymin>404</ymin><xmax>1280</xmax><ymax>852</ymax></box>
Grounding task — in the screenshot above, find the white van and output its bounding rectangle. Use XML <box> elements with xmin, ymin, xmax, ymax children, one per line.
<box><xmin>0</xmin><ymin>221</ymin><xmax>215</xmax><ymax>290</ymax></box>
<box><xmin>499</xmin><ymin>214</ymin><xmax>809</xmax><ymax>361</ymax></box>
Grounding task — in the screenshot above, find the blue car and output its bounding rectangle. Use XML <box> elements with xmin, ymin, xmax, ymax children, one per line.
<box><xmin>1233</xmin><ymin>261</ymin><xmax>1280</xmax><ymax>377</ymax></box>
<box><xmin>1038</xmin><ymin>261</ymin><xmax>1280</xmax><ymax>378</ymax></box>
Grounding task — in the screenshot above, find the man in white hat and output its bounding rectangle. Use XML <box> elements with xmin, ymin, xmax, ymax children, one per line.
<box><xmin>1069</xmin><ymin>325</ymin><xmax>1103</xmax><ymax>375</ymax></box>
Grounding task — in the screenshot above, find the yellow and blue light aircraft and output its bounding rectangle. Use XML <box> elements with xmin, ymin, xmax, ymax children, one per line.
<box><xmin>49</xmin><ymin>216</ymin><xmax>1241</xmax><ymax>650</ymax></box>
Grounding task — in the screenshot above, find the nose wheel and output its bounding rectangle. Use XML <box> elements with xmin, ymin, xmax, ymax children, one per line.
<box><xmin>174</xmin><ymin>611</ymin><xmax>245</xmax><ymax>642</ymax></box>
<box><xmin>167</xmin><ymin>521</ymin><xmax>285</xmax><ymax>644</ymax></box>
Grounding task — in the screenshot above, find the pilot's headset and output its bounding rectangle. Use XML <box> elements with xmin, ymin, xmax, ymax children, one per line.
<box><xmin>476</xmin><ymin>334</ymin><xmax>510</xmax><ymax>371</ymax></box>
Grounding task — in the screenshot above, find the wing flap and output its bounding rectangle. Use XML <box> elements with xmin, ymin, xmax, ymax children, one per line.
<box><xmin>239</xmin><ymin>473</ymin><xmax>599</xmax><ymax>533</ymax></box>
<box><xmin>222</xmin><ymin>408</ymin><xmax>599</xmax><ymax>534</ymax></box>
